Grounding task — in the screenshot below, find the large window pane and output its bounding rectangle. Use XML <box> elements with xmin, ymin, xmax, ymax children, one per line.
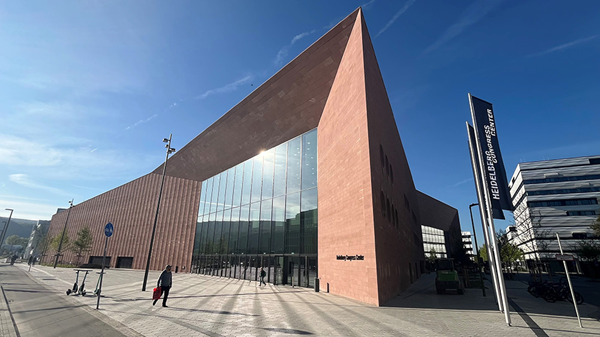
<box><xmin>301</xmin><ymin>188</ymin><xmax>318</xmax><ymax>254</ymax></box>
<box><xmin>224</xmin><ymin>167</ymin><xmax>235</xmax><ymax>210</ymax></box>
<box><xmin>262</xmin><ymin>149</ymin><xmax>275</xmax><ymax>200</ymax></box>
<box><xmin>199</xmin><ymin>180</ymin><xmax>208</xmax><ymax>216</ymax></box>
<box><xmin>273</xmin><ymin>143</ymin><xmax>287</xmax><ymax>198</ymax></box>
<box><xmin>210</xmin><ymin>175</ymin><xmax>220</xmax><ymax>214</ymax></box>
<box><xmin>193</xmin><ymin>216</ymin><xmax>204</xmax><ymax>257</ymax></box>
<box><xmin>287</xmin><ymin>137</ymin><xmax>302</xmax><ymax>194</ymax></box>
<box><xmin>238</xmin><ymin>204</ymin><xmax>250</xmax><ymax>254</ymax></box>
<box><xmin>232</xmin><ymin>163</ymin><xmax>244</xmax><ymax>208</ymax></box>
<box><xmin>285</xmin><ymin>192</ymin><xmax>300</xmax><ymax>254</ymax></box>
<box><xmin>217</xmin><ymin>172</ymin><xmax>227</xmax><ymax>212</ymax></box>
<box><xmin>302</xmin><ymin>129</ymin><xmax>318</xmax><ymax>190</ymax></box>
<box><xmin>229</xmin><ymin>207</ymin><xmax>240</xmax><ymax>254</ymax></box>
<box><xmin>260</xmin><ymin>198</ymin><xmax>273</xmax><ymax>254</ymax></box>
<box><xmin>251</xmin><ymin>155</ymin><xmax>263</xmax><ymax>203</ymax></box>
<box><xmin>241</xmin><ymin>160</ymin><xmax>253</xmax><ymax>205</ymax></box>
<box><xmin>221</xmin><ymin>209</ymin><xmax>231</xmax><ymax>255</ymax></box>
<box><xmin>272</xmin><ymin>196</ymin><xmax>285</xmax><ymax>254</ymax></box>
<box><xmin>249</xmin><ymin>202</ymin><xmax>261</xmax><ymax>254</ymax></box>
<box><xmin>205</xmin><ymin>212</ymin><xmax>216</xmax><ymax>254</ymax></box>
<box><xmin>214</xmin><ymin>211</ymin><xmax>224</xmax><ymax>254</ymax></box>
<box><xmin>205</xmin><ymin>177</ymin><xmax>214</xmax><ymax>215</ymax></box>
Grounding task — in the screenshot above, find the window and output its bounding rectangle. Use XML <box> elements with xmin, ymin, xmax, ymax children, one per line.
<box><xmin>567</xmin><ymin>210</ymin><xmax>597</xmax><ymax>216</ymax></box>
<box><xmin>528</xmin><ymin>198</ymin><xmax>598</xmax><ymax>208</ymax></box>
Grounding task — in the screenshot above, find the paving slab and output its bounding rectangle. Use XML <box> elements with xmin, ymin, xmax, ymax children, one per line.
<box><xmin>13</xmin><ymin>263</ymin><xmax>600</xmax><ymax>336</ymax></box>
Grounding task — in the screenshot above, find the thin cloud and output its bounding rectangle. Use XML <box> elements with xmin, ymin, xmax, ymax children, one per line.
<box><xmin>125</xmin><ymin>114</ymin><xmax>158</xmax><ymax>130</ymax></box>
<box><xmin>528</xmin><ymin>35</ymin><xmax>598</xmax><ymax>57</ymax></box>
<box><xmin>274</xmin><ymin>30</ymin><xmax>317</xmax><ymax>66</ymax></box>
<box><xmin>90</xmin><ymin>148</ymin><xmax>98</xmax><ymax>153</ymax></box>
<box><xmin>361</xmin><ymin>0</ymin><xmax>376</xmax><ymax>10</ymax></box>
<box><xmin>423</xmin><ymin>0</ymin><xmax>502</xmax><ymax>54</ymax></box>
<box><xmin>450</xmin><ymin>177</ymin><xmax>473</xmax><ymax>188</ymax></box>
<box><xmin>9</xmin><ymin>174</ymin><xmax>69</xmax><ymax>196</ymax></box>
<box><xmin>195</xmin><ymin>75</ymin><xmax>254</xmax><ymax>100</ymax></box>
<box><xmin>376</xmin><ymin>0</ymin><xmax>416</xmax><ymax>38</ymax></box>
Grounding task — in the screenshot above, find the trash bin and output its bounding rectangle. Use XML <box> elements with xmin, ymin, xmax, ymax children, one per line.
<box><xmin>314</xmin><ymin>277</ymin><xmax>320</xmax><ymax>292</ymax></box>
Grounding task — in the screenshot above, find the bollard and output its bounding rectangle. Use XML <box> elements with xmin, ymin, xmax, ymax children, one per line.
<box><xmin>327</xmin><ymin>282</ymin><xmax>329</xmax><ymax>293</ymax></box>
<box><xmin>315</xmin><ymin>278</ymin><xmax>320</xmax><ymax>292</ymax></box>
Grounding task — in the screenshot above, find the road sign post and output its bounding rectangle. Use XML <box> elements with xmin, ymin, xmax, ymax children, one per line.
<box><xmin>556</xmin><ymin>233</ymin><xmax>582</xmax><ymax>328</ymax></box>
<box><xmin>96</xmin><ymin>222</ymin><xmax>113</xmax><ymax>310</ymax></box>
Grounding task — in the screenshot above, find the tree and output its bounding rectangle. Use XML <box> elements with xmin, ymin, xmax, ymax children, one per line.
<box><xmin>427</xmin><ymin>248</ymin><xmax>437</xmax><ymax>263</ymax></box>
<box><xmin>573</xmin><ymin>240</ymin><xmax>600</xmax><ymax>262</ymax></box>
<box><xmin>6</xmin><ymin>235</ymin><xmax>29</xmax><ymax>247</ymax></box>
<box><xmin>480</xmin><ymin>244</ymin><xmax>489</xmax><ymax>262</ymax></box>
<box><xmin>511</xmin><ymin>209</ymin><xmax>554</xmax><ymax>261</ymax></box>
<box><xmin>71</xmin><ymin>227</ymin><xmax>93</xmax><ymax>265</ymax></box>
<box><xmin>501</xmin><ymin>242</ymin><xmax>524</xmax><ymax>266</ymax></box>
<box><xmin>50</xmin><ymin>233</ymin><xmax>71</xmax><ymax>252</ymax></box>
<box><xmin>592</xmin><ymin>215</ymin><xmax>600</xmax><ymax>237</ymax></box>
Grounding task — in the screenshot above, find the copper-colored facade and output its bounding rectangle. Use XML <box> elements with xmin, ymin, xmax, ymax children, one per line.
<box><xmin>47</xmin><ymin>8</ymin><xmax>458</xmax><ymax>306</ymax></box>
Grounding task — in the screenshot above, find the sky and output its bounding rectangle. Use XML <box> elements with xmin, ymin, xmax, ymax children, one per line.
<box><xmin>1</xmin><ymin>0</ymin><xmax>599</xmax><ymax>246</ymax></box>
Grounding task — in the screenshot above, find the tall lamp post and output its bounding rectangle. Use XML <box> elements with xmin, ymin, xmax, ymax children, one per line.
<box><xmin>469</xmin><ymin>203</ymin><xmax>486</xmax><ymax>297</ymax></box>
<box><xmin>54</xmin><ymin>200</ymin><xmax>74</xmax><ymax>268</ymax></box>
<box><xmin>0</xmin><ymin>209</ymin><xmax>14</xmax><ymax>251</ymax></box>
<box><xmin>142</xmin><ymin>134</ymin><xmax>176</xmax><ymax>291</ymax></box>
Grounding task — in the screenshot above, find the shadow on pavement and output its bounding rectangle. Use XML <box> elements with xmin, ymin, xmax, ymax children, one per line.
<box><xmin>262</xmin><ymin>327</ymin><xmax>313</xmax><ymax>334</ymax></box>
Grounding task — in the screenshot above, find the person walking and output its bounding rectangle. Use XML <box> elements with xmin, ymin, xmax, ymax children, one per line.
<box><xmin>153</xmin><ymin>265</ymin><xmax>172</xmax><ymax>307</ymax></box>
<box><xmin>259</xmin><ymin>267</ymin><xmax>266</xmax><ymax>286</ymax></box>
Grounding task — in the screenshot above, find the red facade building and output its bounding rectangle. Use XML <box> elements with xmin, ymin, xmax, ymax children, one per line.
<box><xmin>47</xmin><ymin>8</ymin><xmax>459</xmax><ymax>306</ymax></box>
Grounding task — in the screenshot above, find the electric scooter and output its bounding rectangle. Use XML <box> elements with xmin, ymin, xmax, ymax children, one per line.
<box><xmin>93</xmin><ymin>271</ymin><xmax>105</xmax><ymax>297</ymax></box>
<box><xmin>66</xmin><ymin>269</ymin><xmax>92</xmax><ymax>296</ymax></box>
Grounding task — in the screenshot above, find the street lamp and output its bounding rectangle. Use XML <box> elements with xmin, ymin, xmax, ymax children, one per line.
<box><xmin>142</xmin><ymin>134</ymin><xmax>176</xmax><ymax>291</ymax></box>
<box><xmin>54</xmin><ymin>200</ymin><xmax>74</xmax><ymax>268</ymax></box>
<box><xmin>469</xmin><ymin>203</ymin><xmax>485</xmax><ymax>297</ymax></box>
<box><xmin>0</xmin><ymin>209</ymin><xmax>14</xmax><ymax>250</ymax></box>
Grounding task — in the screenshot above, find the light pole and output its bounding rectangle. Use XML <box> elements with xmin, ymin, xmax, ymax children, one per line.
<box><xmin>54</xmin><ymin>200</ymin><xmax>74</xmax><ymax>268</ymax></box>
<box><xmin>0</xmin><ymin>209</ymin><xmax>14</xmax><ymax>250</ymax></box>
<box><xmin>142</xmin><ymin>134</ymin><xmax>176</xmax><ymax>291</ymax></box>
<box><xmin>469</xmin><ymin>203</ymin><xmax>485</xmax><ymax>297</ymax></box>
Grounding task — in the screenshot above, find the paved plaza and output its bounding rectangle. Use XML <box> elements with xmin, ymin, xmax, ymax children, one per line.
<box><xmin>2</xmin><ymin>263</ymin><xmax>600</xmax><ymax>336</ymax></box>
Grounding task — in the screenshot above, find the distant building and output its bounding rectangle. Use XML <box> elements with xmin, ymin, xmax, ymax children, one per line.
<box><xmin>417</xmin><ymin>192</ymin><xmax>462</xmax><ymax>261</ymax></box>
<box><xmin>23</xmin><ymin>220</ymin><xmax>51</xmax><ymax>260</ymax></box>
<box><xmin>461</xmin><ymin>231</ymin><xmax>474</xmax><ymax>260</ymax></box>
<box><xmin>508</xmin><ymin>155</ymin><xmax>600</xmax><ymax>263</ymax></box>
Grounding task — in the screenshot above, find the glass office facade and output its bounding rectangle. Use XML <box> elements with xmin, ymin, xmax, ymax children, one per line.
<box><xmin>191</xmin><ymin>129</ymin><xmax>318</xmax><ymax>288</ymax></box>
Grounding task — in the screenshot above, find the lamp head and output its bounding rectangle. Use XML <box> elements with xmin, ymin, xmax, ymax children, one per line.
<box><xmin>163</xmin><ymin>138</ymin><xmax>169</xmax><ymax>143</ymax></box>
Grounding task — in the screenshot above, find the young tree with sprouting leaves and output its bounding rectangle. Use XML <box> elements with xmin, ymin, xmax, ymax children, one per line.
<box><xmin>71</xmin><ymin>227</ymin><xmax>93</xmax><ymax>265</ymax></box>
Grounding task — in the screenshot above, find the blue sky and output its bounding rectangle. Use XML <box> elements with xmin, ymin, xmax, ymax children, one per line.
<box><xmin>1</xmin><ymin>0</ymin><xmax>599</xmax><ymax>245</ymax></box>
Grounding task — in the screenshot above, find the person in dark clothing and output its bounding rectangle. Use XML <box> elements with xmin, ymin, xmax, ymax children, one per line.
<box><xmin>153</xmin><ymin>265</ymin><xmax>172</xmax><ymax>307</ymax></box>
<box><xmin>259</xmin><ymin>267</ymin><xmax>266</xmax><ymax>286</ymax></box>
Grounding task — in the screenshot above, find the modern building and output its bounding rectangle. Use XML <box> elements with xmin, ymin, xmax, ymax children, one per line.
<box><xmin>461</xmin><ymin>231</ymin><xmax>474</xmax><ymax>260</ymax></box>
<box><xmin>417</xmin><ymin>192</ymin><xmax>462</xmax><ymax>261</ymax></box>
<box><xmin>23</xmin><ymin>220</ymin><xmax>51</xmax><ymax>260</ymax></box>
<box><xmin>508</xmin><ymin>155</ymin><xmax>600</xmax><ymax>264</ymax></box>
<box><xmin>46</xmin><ymin>8</ymin><xmax>458</xmax><ymax>306</ymax></box>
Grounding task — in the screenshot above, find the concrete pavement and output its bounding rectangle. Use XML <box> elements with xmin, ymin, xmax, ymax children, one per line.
<box><xmin>4</xmin><ymin>263</ymin><xmax>600</xmax><ymax>336</ymax></box>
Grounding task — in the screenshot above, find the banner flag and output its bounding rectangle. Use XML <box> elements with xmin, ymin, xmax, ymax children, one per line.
<box><xmin>469</xmin><ymin>94</ymin><xmax>513</xmax><ymax>219</ymax></box>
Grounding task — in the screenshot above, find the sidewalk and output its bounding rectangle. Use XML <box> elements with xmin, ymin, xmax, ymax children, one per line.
<box><xmin>11</xmin><ymin>263</ymin><xmax>600</xmax><ymax>336</ymax></box>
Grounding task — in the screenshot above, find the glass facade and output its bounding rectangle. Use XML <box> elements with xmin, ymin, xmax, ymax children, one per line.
<box><xmin>191</xmin><ymin>129</ymin><xmax>318</xmax><ymax>288</ymax></box>
<box><xmin>422</xmin><ymin>225</ymin><xmax>447</xmax><ymax>258</ymax></box>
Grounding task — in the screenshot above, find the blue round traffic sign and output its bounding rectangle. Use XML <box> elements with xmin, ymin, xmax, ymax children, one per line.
<box><xmin>104</xmin><ymin>223</ymin><xmax>114</xmax><ymax>237</ymax></box>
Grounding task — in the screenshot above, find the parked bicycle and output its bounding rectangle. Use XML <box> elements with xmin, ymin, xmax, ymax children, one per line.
<box><xmin>527</xmin><ymin>277</ymin><xmax>583</xmax><ymax>304</ymax></box>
